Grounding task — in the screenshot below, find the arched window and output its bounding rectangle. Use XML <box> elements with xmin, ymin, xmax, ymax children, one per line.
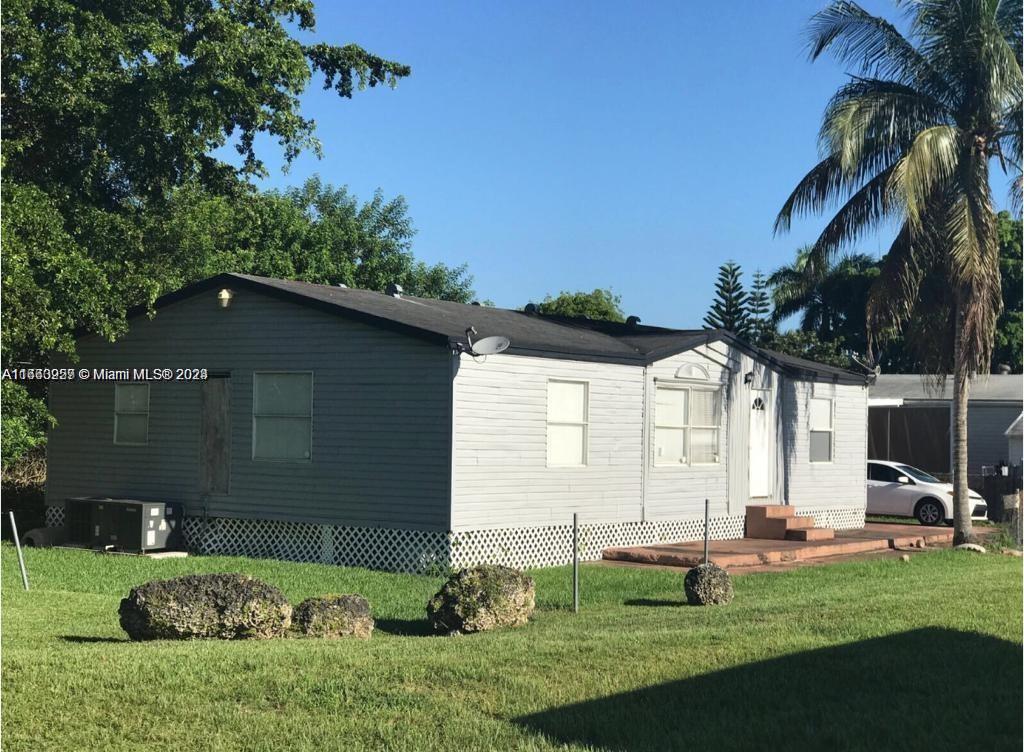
<box><xmin>674</xmin><ymin>363</ymin><xmax>709</xmax><ymax>381</ymax></box>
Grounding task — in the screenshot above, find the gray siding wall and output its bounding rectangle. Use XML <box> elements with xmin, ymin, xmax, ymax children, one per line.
<box><xmin>967</xmin><ymin>403</ymin><xmax>1022</xmax><ymax>474</ymax></box>
<box><xmin>46</xmin><ymin>290</ymin><xmax>453</xmax><ymax>530</ymax></box>
<box><xmin>450</xmin><ymin>353</ymin><xmax>645</xmax><ymax>530</ymax></box>
<box><xmin>782</xmin><ymin>380</ymin><xmax>868</xmax><ymax>509</ymax></box>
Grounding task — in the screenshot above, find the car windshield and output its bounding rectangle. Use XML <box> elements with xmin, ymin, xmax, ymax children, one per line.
<box><xmin>896</xmin><ymin>464</ymin><xmax>942</xmax><ymax>484</ymax></box>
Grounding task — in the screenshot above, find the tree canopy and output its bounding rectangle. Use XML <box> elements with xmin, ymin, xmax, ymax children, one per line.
<box><xmin>534</xmin><ymin>289</ymin><xmax>625</xmax><ymax>322</ymax></box>
<box><xmin>1</xmin><ymin>0</ymin><xmax>412</xmax><ymax>370</ymax></box>
<box><xmin>704</xmin><ymin>262</ymin><xmax>751</xmax><ymax>336</ymax></box>
<box><xmin>0</xmin><ymin>2</ymin><xmax>482</xmax><ymax>468</ymax></box>
<box><xmin>776</xmin><ymin>0</ymin><xmax>1022</xmax><ymax>544</ymax></box>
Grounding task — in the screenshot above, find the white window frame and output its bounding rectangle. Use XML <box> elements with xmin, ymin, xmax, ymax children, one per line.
<box><xmin>653</xmin><ymin>382</ymin><xmax>722</xmax><ymax>467</ymax></box>
<box><xmin>113</xmin><ymin>382</ymin><xmax>150</xmax><ymax>446</ymax></box>
<box><xmin>546</xmin><ymin>379</ymin><xmax>589</xmax><ymax>468</ymax></box>
<box><xmin>252</xmin><ymin>371</ymin><xmax>314</xmax><ymax>463</ymax></box>
<box><xmin>809</xmin><ymin>396</ymin><xmax>834</xmax><ymax>464</ymax></box>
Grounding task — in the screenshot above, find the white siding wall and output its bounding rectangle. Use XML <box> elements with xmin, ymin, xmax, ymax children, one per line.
<box><xmin>783</xmin><ymin>380</ymin><xmax>868</xmax><ymax>509</ymax></box>
<box><xmin>644</xmin><ymin>347</ymin><xmax>735</xmax><ymax>521</ymax></box>
<box><xmin>450</xmin><ymin>344</ymin><xmax>871</xmax><ymax>531</ymax></box>
<box><xmin>451</xmin><ymin>353</ymin><xmax>644</xmax><ymax>530</ymax></box>
<box><xmin>46</xmin><ymin>290</ymin><xmax>453</xmax><ymax>529</ymax></box>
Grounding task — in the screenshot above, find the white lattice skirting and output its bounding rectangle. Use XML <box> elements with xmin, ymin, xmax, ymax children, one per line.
<box><xmin>183</xmin><ymin>515</ymin><xmax>749</xmax><ymax>572</ymax></box>
<box><xmin>43</xmin><ymin>506</ymin><xmax>862</xmax><ymax>572</ymax></box>
<box><xmin>44</xmin><ymin>506</ymin><xmax>745</xmax><ymax>572</ymax></box>
<box><xmin>794</xmin><ymin>506</ymin><xmax>865</xmax><ymax>531</ymax></box>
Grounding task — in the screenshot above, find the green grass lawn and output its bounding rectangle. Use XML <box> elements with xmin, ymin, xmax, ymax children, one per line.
<box><xmin>2</xmin><ymin>545</ymin><xmax>1021</xmax><ymax>751</ymax></box>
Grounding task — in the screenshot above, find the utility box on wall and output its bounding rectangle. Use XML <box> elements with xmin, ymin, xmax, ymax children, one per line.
<box><xmin>64</xmin><ymin>497</ymin><xmax>183</xmax><ymax>552</ymax></box>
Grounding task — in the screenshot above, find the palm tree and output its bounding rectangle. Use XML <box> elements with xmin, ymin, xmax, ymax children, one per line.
<box><xmin>768</xmin><ymin>246</ymin><xmax>879</xmax><ymax>347</ymax></box>
<box><xmin>776</xmin><ymin>0</ymin><xmax>1022</xmax><ymax>544</ymax></box>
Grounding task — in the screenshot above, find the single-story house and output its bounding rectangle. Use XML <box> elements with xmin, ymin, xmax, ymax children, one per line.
<box><xmin>868</xmin><ymin>374</ymin><xmax>1023</xmax><ymax>484</ymax></box>
<box><xmin>45</xmin><ymin>273</ymin><xmax>870</xmax><ymax>571</ymax></box>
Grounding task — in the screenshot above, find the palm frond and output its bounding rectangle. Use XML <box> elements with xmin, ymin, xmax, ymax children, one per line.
<box><xmin>805</xmin><ymin>160</ymin><xmax>900</xmax><ymax>267</ymax></box>
<box><xmin>774</xmin><ymin>154</ymin><xmax>846</xmax><ymax>234</ymax></box>
<box><xmin>820</xmin><ymin>78</ymin><xmax>951</xmax><ymax>174</ymax></box>
<box><xmin>807</xmin><ymin>1</ymin><xmax>955</xmax><ymax>102</ymax></box>
<box><xmin>995</xmin><ymin>0</ymin><xmax>1024</xmax><ymax>50</ymax></box>
<box><xmin>944</xmin><ymin>155</ymin><xmax>1002</xmax><ymax>377</ymax></box>
<box><xmin>865</xmin><ymin>222</ymin><xmax>928</xmax><ymax>348</ymax></box>
<box><xmin>890</xmin><ymin>125</ymin><xmax>961</xmax><ymax>227</ymax></box>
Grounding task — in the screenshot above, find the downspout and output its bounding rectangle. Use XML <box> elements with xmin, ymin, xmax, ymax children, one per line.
<box><xmin>447</xmin><ymin>349</ymin><xmax>459</xmax><ymax>535</ymax></box>
<box><xmin>640</xmin><ymin>364</ymin><xmax>649</xmax><ymax>523</ymax></box>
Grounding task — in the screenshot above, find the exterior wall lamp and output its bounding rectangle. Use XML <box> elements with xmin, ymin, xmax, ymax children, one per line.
<box><xmin>217</xmin><ymin>288</ymin><xmax>234</xmax><ymax>309</ymax></box>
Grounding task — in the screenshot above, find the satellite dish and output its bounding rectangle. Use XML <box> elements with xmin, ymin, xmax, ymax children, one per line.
<box><xmin>470</xmin><ymin>335</ymin><xmax>510</xmax><ymax>356</ymax></box>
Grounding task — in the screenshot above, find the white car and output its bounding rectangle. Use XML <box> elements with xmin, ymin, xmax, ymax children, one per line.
<box><xmin>866</xmin><ymin>460</ymin><xmax>988</xmax><ymax>525</ymax></box>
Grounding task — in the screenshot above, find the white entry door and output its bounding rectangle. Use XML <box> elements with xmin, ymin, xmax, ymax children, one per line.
<box><xmin>749</xmin><ymin>389</ymin><xmax>773</xmax><ymax>498</ymax></box>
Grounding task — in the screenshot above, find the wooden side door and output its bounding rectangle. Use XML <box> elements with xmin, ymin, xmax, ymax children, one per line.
<box><xmin>199</xmin><ymin>375</ymin><xmax>231</xmax><ymax>496</ymax></box>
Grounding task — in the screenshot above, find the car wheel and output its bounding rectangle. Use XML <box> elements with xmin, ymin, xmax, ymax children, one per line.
<box><xmin>914</xmin><ymin>498</ymin><xmax>945</xmax><ymax>526</ymax></box>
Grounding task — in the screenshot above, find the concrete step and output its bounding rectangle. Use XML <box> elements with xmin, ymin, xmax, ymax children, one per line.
<box><xmin>746</xmin><ymin>504</ymin><xmax>795</xmax><ymax>520</ymax></box>
<box><xmin>786</xmin><ymin>527</ymin><xmax>835</xmax><ymax>541</ymax></box>
<box><xmin>746</xmin><ymin>514</ymin><xmax>815</xmax><ymax>540</ymax></box>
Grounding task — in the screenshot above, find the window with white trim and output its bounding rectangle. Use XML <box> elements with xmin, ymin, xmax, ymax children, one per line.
<box><xmin>253</xmin><ymin>372</ymin><xmax>313</xmax><ymax>461</ymax></box>
<box><xmin>654</xmin><ymin>385</ymin><xmax>721</xmax><ymax>465</ymax></box>
<box><xmin>809</xmin><ymin>397</ymin><xmax>833</xmax><ymax>462</ymax></box>
<box><xmin>114</xmin><ymin>383</ymin><xmax>150</xmax><ymax>445</ymax></box>
<box><xmin>546</xmin><ymin>380</ymin><xmax>588</xmax><ymax>466</ymax></box>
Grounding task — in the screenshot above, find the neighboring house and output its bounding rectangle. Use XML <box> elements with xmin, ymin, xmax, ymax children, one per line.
<box><xmin>868</xmin><ymin>374</ymin><xmax>1024</xmax><ymax>483</ymax></box>
<box><xmin>45</xmin><ymin>273</ymin><xmax>870</xmax><ymax>571</ymax></box>
<box><xmin>1006</xmin><ymin>413</ymin><xmax>1023</xmax><ymax>468</ymax></box>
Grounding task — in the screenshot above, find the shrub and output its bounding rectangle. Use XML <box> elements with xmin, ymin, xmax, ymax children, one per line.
<box><xmin>684</xmin><ymin>563</ymin><xmax>734</xmax><ymax>606</ymax></box>
<box><xmin>293</xmin><ymin>594</ymin><xmax>374</xmax><ymax>639</ymax></box>
<box><xmin>427</xmin><ymin>564</ymin><xmax>535</xmax><ymax>634</ymax></box>
<box><xmin>118</xmin><ymin>573</ymin><xmax>292</xmax><ymax>640</ymax></box>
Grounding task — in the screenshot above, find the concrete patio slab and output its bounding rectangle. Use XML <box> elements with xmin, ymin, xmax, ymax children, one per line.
<box><xmin>601</xmin><ymin>522</ymin><xmax>956</xmax><ymax>569</ymax></box>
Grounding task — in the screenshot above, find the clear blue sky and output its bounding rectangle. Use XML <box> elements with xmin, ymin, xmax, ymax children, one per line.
<box><xmin>245</xmin><ymin>0</ymin><xmax>1015</xmax><ymax>328</ymax></box>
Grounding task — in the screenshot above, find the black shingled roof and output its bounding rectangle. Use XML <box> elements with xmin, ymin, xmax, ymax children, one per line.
<box><xmin>129</xmin><ymin>273</ymin><xmax>870</xmax><ymax>384</ymax></box>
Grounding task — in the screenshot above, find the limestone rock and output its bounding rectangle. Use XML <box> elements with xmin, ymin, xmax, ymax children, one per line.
<box><xmin>119</xmin><ymin>573</ymin><xmax>291</xmax><ymax>640</ymax></box>
<box><xmin>684</xmin><ymin>563</ymin><xmax>734</xmax><ymax>606</ymax></box>
<box><xmin>293</xmin><ymin>594</ymin><xmax>374</xmax><ymax>639</ymax></box>
<box><xmin>427</xmin><ymin>565</ymin><xmax>535</xmax><ymax>634</ymax></box>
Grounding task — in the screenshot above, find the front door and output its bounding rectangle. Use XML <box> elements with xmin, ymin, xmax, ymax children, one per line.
<box><xmin>749</xmin><ymin>388</ymin><xmax>773</xmax><ymax>499</ymax></box>
<box><xmin>199</xmin><ymin>374</ymin><xmax>231</xmax><ymax>496</ymax></box>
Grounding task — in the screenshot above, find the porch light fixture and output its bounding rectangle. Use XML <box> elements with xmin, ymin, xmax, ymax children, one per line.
<box><xmin>744</xmin><ymin>371</ymin><xmax>754</xmax><ymax>384</ymax></box>
<box><xmin>217</xmin><ymin>288</ymin><xmax>234</xmax><ymax>309</ymax></box>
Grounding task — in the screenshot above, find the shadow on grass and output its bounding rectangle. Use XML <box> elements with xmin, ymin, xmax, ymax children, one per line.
<box><xmin>623</xmin><ymin>598</ymin><xmax>686</xmax><ymax>608</ymax></box>
<box><xmin>373</xmin><ymin>618</ymin><xmax>436</xmax><ymax>637</ymax></box>
<box><xmin>516</xmin><ymin>628</ymin><xmax>1022</xmax><ymax>752</ymax></box>
<box><xmin>59</xmin><ymin>635</ymin><xmax>128</xmax><ymax>643</ymax></box>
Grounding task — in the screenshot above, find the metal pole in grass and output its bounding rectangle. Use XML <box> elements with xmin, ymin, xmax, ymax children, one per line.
<box><xmin>9</xmin><ymin>511</ymin><xmax>30</xmax><ymax>591</ymax></box>
<box><xmin>572</xmin><ymin>513</ymin><xmax>579</xmax><ymax>613</ymax></box>
<box><xmin>703</xmin><ymin>498</ymin><xmax>710</xmax><ymax>565</ymax></box>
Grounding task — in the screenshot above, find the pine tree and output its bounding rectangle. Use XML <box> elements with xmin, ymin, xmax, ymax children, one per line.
<box><xmin>704</xmin><ymin>261</ymin><xmax>750</xmax><ymax>337</ymax></box>
<box><xmin>747</xmin><ymin>269</ymin><xmax>774</xmax><ymax>345</ymax></box>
